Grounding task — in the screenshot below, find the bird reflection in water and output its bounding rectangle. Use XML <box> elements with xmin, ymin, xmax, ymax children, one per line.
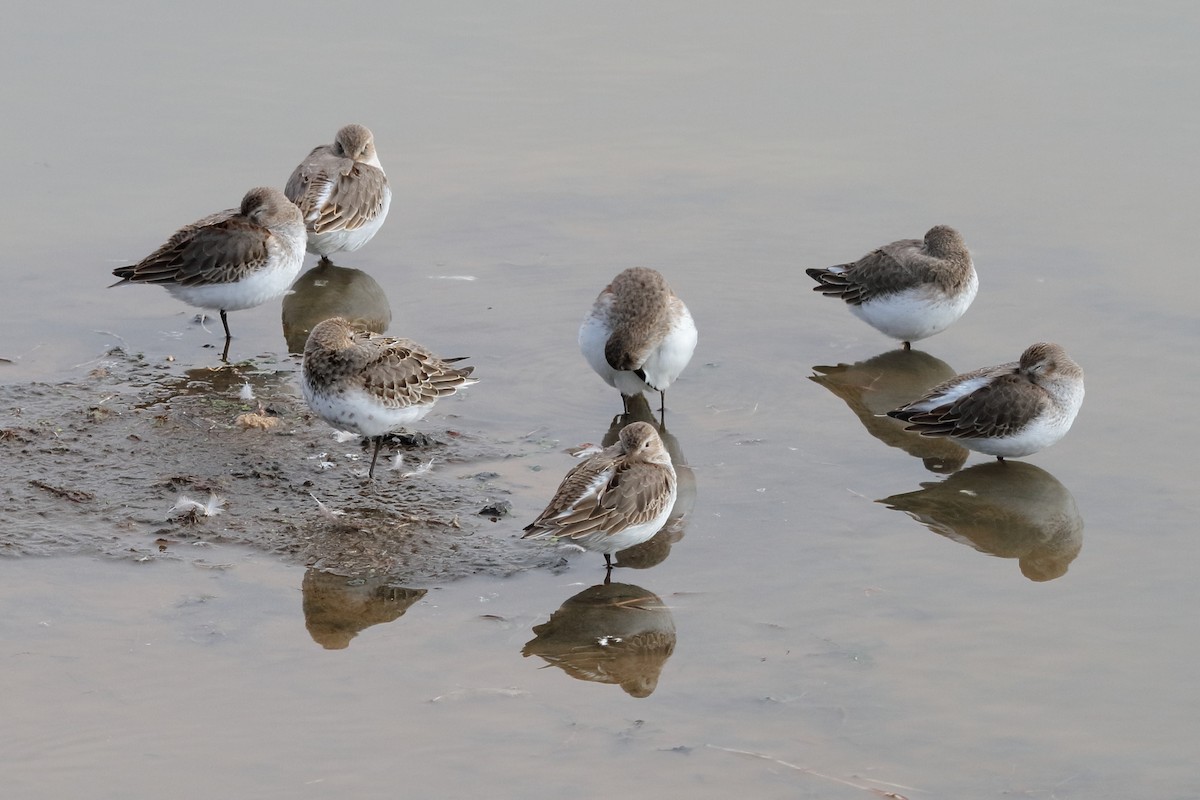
<box><xmin>302</xmin><ymin>569</ymin><xmax>426</xmax><ymax>649</ymax></box>
<box><xmin>601</xmin><ymin>393</ymin><xmax>695</xmax><ymax>569</ymax></box>
<box><xmin>166</xmin><ymin>361</ymin><xmax>291</xmax><ymax>399</ymax></box>
<box><xmin>810</xmin><ymin>348</ymin><xmax>969</xmax><ymax>473</ymax></box>
<box><xmin>879</xmin><ymin>461</ymin><xmax>1083</xmax><ymax>581</ymax></box>
<box><xmin>281</xmin><ymin>259</ymin><xmax>392</xmax><ymax>354</ymax></box>
<box><xmin>522</xmin><ymin>582</ymin><xmax>676</xmax><ymax>698</ymax></box>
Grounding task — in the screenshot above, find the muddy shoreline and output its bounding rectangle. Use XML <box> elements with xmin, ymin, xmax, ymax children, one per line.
<box><xmin>0</xmin><ymin>348</ymin><xmax>566</xmax><ymax>583</ymax></box>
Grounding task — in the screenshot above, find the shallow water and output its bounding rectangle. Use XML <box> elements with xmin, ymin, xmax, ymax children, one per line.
<box><xmin>2</xmin><ymin>2</ymin><xmax>1199</xmax><ymax>798</ymax></box>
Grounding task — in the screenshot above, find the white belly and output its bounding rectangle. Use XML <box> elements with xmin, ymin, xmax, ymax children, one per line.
<box><xmin>303</xmin><ymin>383</ymin><xmax>432</xmax><ymax>438</ymax></box>
<box><xmin>166</xmin><ymin>255</ymin><xmax>302</xmax><ymax>312</ymax></box>
<box><xmin>852</xmin><ymin>270</ymin><xmax>978</xmax><ymax>342</ymax></box>
<box><xmin>963</xmin><ymin>391</ymin><xmax>1083</xmax><ymax>458</ymax></box>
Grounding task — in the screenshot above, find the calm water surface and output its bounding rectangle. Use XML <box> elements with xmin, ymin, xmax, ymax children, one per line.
<box><xmin>2</xmin><ymin>2</ymin><xmax>1198</xmax><ymax>798</ymax></box>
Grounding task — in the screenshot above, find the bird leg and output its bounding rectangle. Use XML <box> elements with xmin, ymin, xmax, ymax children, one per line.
<box><xmin>367</xmin><ymin>436</ymin><xmax>385</xmax><ymax>479</ymax></box>
<box><xmin>219</xmin><ymin>310</ymin><xmax>232</xmax><ymax>363</ymax></box>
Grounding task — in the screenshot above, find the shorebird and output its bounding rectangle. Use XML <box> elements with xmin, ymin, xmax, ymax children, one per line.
<box><xmin>285</xmin><ymin>124</ymin><xmax>391</xmax><ymax>260</ymax></box>
<box><xmin>301</xmin><ymin>317</ymin><xmax>476</xmax><ymax>479</ymax></box>
<box><xmin>523</xmin><ymin>421</ymin><xmax>677</xmax><ymax>571</ymax></box>
<box><xmin>806</xmin><ymin>225</ymin><xmax>977</xmax><ymax>348</ymax></box>
<box><xmin>110</xmin><ymin>186</ymin><xmax>306</xmax><ymax>360</ymax></box>
<box><xmin>579</xmin><ymin>267</ymin><xmax>698</xmax><ymax>414</ymax></box>
<box><xmin>887</xmin><ymin>342</ymin><xmax>1084</xmax><ymax>460</ymax></box>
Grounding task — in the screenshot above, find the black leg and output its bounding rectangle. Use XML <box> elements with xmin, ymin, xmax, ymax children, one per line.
<box><xmin>902</xmin><ymin>340</ymin><xmax>911</xmax><ymax>351</ymax></box>
<box><xmin>368</xmin><ymin>437</ymin><xmax>384</xmax><ymax>479</ymax></box>
<box><xmin>219</xmin><ymin>310</ymin><xmax>232</xmax><ymax>362</ymax></box>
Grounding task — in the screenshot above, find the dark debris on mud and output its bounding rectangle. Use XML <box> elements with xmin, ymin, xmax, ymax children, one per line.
<box><xmin>0</xmin><ymin>348</ymin><xmax>564</xmax><ymax>583</ymax></box>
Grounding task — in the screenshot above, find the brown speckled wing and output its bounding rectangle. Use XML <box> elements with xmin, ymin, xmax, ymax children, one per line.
<box><xmin>286</xmin><ymin>148</ymin><xmax>387</xmax><ymax>234</ymax></box>
<box><xmin>361</xmin><ymin>335</ymin><xmax>475</xmax><ymax>409</ymax></box>
<box><xmin>523</xmin><ymin>455</ymin><xmax>674</xmax><ymax>543</ymax></box>
<box><xmin>890</xmin><ymin>373</ymin><xmax>1049</xmax><ymax>439</ymax></box>
<box><xmin>317</xmin><ymin>164</ymin><xmax>388</xmax><ymax>233</ymax></box>
<box><xmin>284</xmin><ymin>145</ymin><xmax>333</xmax><ymax>214</ymax></box>
<box><xmin>807</xmin><ymin>238</ymin><xmax>926</xmax><ymax>305</ymax></box>
<box><xmin>608</xmin><ymin>463</ymin><xmax>675</xmax><ymax>528</ymax></box>
<box><xmin>523</xmin><ymin>449</ymin><xmax>622</xmax><ymax>539</ymax></box>
<box><xmin>115</xmin><ymin>213</ymin><xmax>270</xmax><ymax>285</ymax></box>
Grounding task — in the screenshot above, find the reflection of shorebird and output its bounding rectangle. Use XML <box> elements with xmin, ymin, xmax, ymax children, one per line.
<box><xmin>285</xmin><ymin>124</ymin><xmax>391</xmax><ymax>260</ymax></box>
<box><xmin>302</xmin><ymin>569</ymin><xmax>426</xmax><ymax>649</ymax></box>
<box><xmin>806</xmin><ymin>225</ymin><xmax>976</xmax><ymax>348</ymax></box>
<box><xmin>879</xmin><ymin>461</ymin><xmax>1084</xmax><ymax>581</ymax></box>
<box><xmin>522</xmin><ymin>582</ymin><xmax>676</xmax><ymax>698</ymax></box>
<box><xmin>888</xmin><ymin>343</ymin><xmax>1085</xmax><ymax>460</ymax></box>
<box><xmin>301</xmin><ymin>317</ymin><xmax>477</xmax><ymax>479</ymax></box>
<box><xmin>110</xmin><ymin>187</ymin><xmax>306</xmax><ymax>361</ymax></box>
<box><xmin>523</xmin><ymin>421</ymin><xmax>676</xmax><ymax>572</ymax></box>
<box><xmin>579</xmin><ymin>267</ymin><xmax>697</xmax><ymax>416</ymax></box>
<box><xmin>810</xmin><ymin>348</ymin><xmax>968</xmax><ymax>473</ymax></box>
<box><xmin>601</xmin><ymin>394</ymin><xmax>694</xmax><ymax>568</ymax></box>
<box><xmin>281</xmin><ymin>260</ymin><xmax>392</xmax><ymax>353</ymax></box>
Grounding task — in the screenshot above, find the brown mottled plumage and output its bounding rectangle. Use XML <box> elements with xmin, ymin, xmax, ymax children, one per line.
<box><xmin>579</xmin><ymin>267</ymin><xmax>698</xmax><ymax>414</ymax></box>
<box><xmin>887</xmin><ymin>343</ymin><xmax>1085</xmax><ymax>460</ymax></box>
<box><xmin>110</xmin><ymin>186</ymin><xmax>307</xmax><ymax>358</ymax></box>
<box><xmin>302</xmin><ymin>317</ymin><xmax>476</xmax><ymax>479</ymax></box>
<box><xmin>808</xmin><ymin>225</ymin><xmax>973</xmax><ymax>304</ymax></box>
<box><xmin>285</xmin><ymin>124</ymin><xmax>391</xmax><ymax>258</ymax></box>
<box><xmin>806</xmin><ymin>225</ymin><xmax>977</xmax><ymax>346</ymax></box>
<box><xmin>601</xmin><ymin>268</ymin><xmax>676</xmax><ymax>370</ymax></box>
<box><xmin>523</xmin><ymin>421</ymin><xmax>677</xmax><ymax>570</ymax></box>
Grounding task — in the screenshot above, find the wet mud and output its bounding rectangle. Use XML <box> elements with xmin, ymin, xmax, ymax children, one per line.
<box><xmin>0</xmin><ymin>347</ymin><xmax>564</xmax><ymax>583</ymax></box>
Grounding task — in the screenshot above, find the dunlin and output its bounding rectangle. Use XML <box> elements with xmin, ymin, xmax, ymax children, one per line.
<box><xmin>579</xmin><ymin>267</ymin><xmax>698</xmax><ymax>413</ymax></box>
<box><xmin>110</xmin><ymin>186</ymin><xmax>306</xmax><ymax>359</ymax></box>
<box><xmin>301</xmin><ymin>317</ymin><xmax>476</xmax><ymax>479</ymax></box>
<box><xmin>522</xmin><ymin>421</ymin><xmax>677</xmax><ymax>570</ymax></box>
<box><xmin>887</xmin><ymin>342</ymin><xmax>1084</xmax><ymax>459</ymax></box>
<box><xmin>285</xmin><ymin>124</ymin><xmax>391</xmax><ymax>259</ymax></box>
<box><xmin>601</xmin><ymin>393</ymin><xmax>695</xmax><ymax>567</ymax></box>
<box><xmin>806</xmin><ymin>225</ymin><xmax>977</xmax><ymax>348</ymax></box>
